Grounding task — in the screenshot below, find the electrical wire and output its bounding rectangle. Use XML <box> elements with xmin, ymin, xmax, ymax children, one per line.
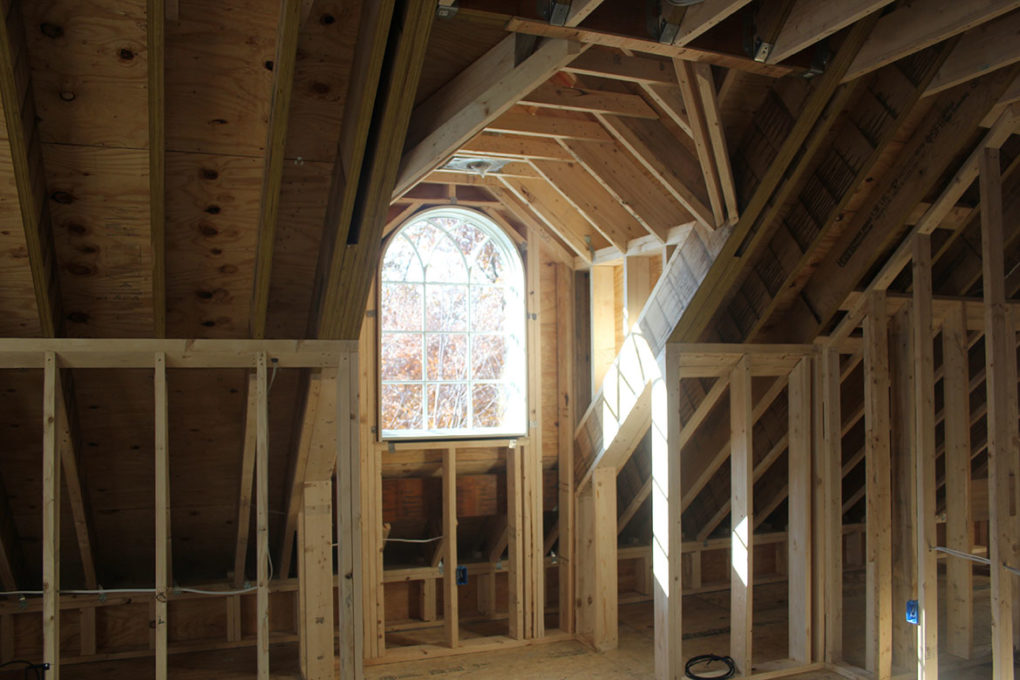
<box><xmin>931</xmin><ymin>545</ymin><xmax>1020</xmax><ymax>576</ymax></box>
<box><xmin>0</xmin><ymin>659</ymin><xmax>49</xmax><ymax>680</ymax></box>
<box><xmin>384</xmin><ymin>536</ymin><xmax>443</xmax><ymax>543</ymax></box>
<box><xmin>684</xmin><ymin>654</ymin><xmax>736</xmax><ymax>679</ymax></box>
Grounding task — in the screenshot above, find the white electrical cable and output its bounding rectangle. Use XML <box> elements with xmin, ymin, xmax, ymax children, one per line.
<box><xmin>932</xmin><ymin>545</ymin><xmax>1020</xmax><ymax>576</ymax></box>
<box><xmin>384</xmin><ymin>536</ymin><xmax>443</xmax><ymax>543</ymax></box>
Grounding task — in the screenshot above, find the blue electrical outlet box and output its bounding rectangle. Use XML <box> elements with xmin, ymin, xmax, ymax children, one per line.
<box><xmin>905</xmin><ymin>599</ymin><xmax>919</xmax><ymax>625</ymax></box>
<box><xmin>456</xmin><ymin>565</ymin><xmax>468</xmax><ymax>585</ymax></box>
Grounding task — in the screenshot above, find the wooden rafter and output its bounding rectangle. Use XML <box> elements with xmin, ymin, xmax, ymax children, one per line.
<box><xmin>769</xmin><ymin>0</ymin><xmax>895</xmax><ymax>64</ymax></box>
<box><xmin>250</xmin><ymin>0</ymin><xmax>304</xmax><ymax>339</ymax></box>
<box><xmin>0</xmin><ymin>0</ymin><xmax>62</xmax><ymax>337</ymax></box>
<box><xmin>675</xmin><ymin>59</ymin><xmax>725</xmax><ymax>226</ymax></box>
<box><xmin>56</xmin><ymin>385</ymin><xmax>98</xmax><ymax>590</ymax></box>
<box><xmin>925</xmin><ymin>10</ymin><xmax>1020</xmax><ymax>96</ymax></box>
<box><xmin>148</xmin><ymin>0</ymin><xmax>167</xmax><ymax>337</ymax></box>
<box><xmin>672</xmin><ymin>0</ymin><xmax>754</xmax><ymax>47</ymax></box>
<box><xmin>843</xmin><ymin>0</ymin><xmax>1020</xmax><ymax>83</ymax></box>
<box><xmin>396</xmin><ymin>35</ymin><xmax>582</xmax><ymax>198</ymax></box>
<box><xmin>312</xmin><ymin>0</ymin><xmax>435</xmax><ymax>340</ymax></box>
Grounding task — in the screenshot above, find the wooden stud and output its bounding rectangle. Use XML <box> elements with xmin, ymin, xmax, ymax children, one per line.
<box><xmin>147</xmin><ymin>0</ymin><xmax>166</xmax><ymax>337</ymax></box>
<box><xmin>980</xmin><ymin>146</ymin><xmax>1015</xmax><ymax>677</ymax></box>
<box><xmin>443</xmin><ymin>447</ymin><xmax>459</xmax><ymax>648</ymax></box>
<box><xmin>729</xmin><ymin>355</ymin><xmax>753</xmax><ymax>675</ymax></box>
<box><xmin>942</xmin><ymin>302</ymin><xmax>973</xmax><ymax>659</ymax></box>
<box><xmin>232</xmin><ymin>375</ymin><xmax>258</xmax><ymax>589</ymax></box>
<box><xmin>250</xmin><ymin>0</ymin><xmax>304</xmax><ymax>338</ymax></box>
<box><xmin>863</xmin><ymin>292</ymin><xmax>892</xmax><ymax>679</ymax></box>
<box><xmin>673</xmin><ymin>0</ymin><xmax>754</xmax><ymax>46</ymax></box>
<box><xmin>590</xmin><ymin>266</ymin><xmax>616</xmax><ymax>394</ymax></box>
<box><xmin>624</xmin><ymin>255</ymin><xmax>654</xmax><ymax>334</ymax></box>
<box><xmin>336</xmin><ymin>349</ymin><xmax>363</xmax><ymax>679</ymax></box>
<box><xmin>787</xmin><ymin>357</ymin><xmax>812</xmax><ymax>663</ymax></box>
<box><xmin>577</xmin><ymin>466</ymin><xmax>617</xmax><ymax>651</ymax></box>
<box><xmin>255</xmin><ymin>353</ymin><xmax>270</xmax><ymax>680</ymax></box>
<box><xmin>556</xmin><ymin>263</ymin><xmax>575</xmax><ymax>633</ymax></box>
<box><xmin>507</xmin><ymin>445</ymin><xmax>525</xmax><ymax>640</ymax></box>
<box><xmin>42</xmin><ymin>352</ymin><xmax>60</xmax><ymax>679</ymax></box>
<box><xmin>300</xmin><ymin>481</ymin><xmax>334</xmax><ymax>679</ymax></box>
<box><xmin>692</xmin><ymin>62</ymin><xmax>737</xmax><ymax>224</ymax></box>
<box><xmin>912</xmin><ymin>235</ymin><xmax>938</xmax><ymax>680</ymax></box>
<box><xmin>154</xmin><ymin>352</ymin><xmax>170</xmax><ymax>680</ymax></box>
<box><xmin>526</xmin><ymin>227</ymin><xmax>545</xmax><ymax>639</ymax></box>
<box><xmin>652</xmin><ymin>362</ymin><xmax>687</xmax><ymax>680</ymax></box>
<box><xmin>820</xmin><ymin>347</ymin><xmax>842</xmax><ymax>663</ymax></box>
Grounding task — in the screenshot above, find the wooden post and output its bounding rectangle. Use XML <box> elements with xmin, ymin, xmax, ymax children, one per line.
<box><xmin>154</xmin><ymin>352</ymin><xmax>170</xmax><ymax>680</ymax></box>
<box><xmin>336</xmin><ymin>350</ymin><xmax>363</xmax><ymax>679</ymax></box>
<box><xmin>623</xmin><ymin>254</ymin><xmax>653</xmax><ymax>333</ymax></box>
<box><xmin>525</xmin><ymin>229</ymin><xmax>545</xmax><ymax>640</ymax></box>
<box><xmin>255</xmin><ymin>353</ymin><xmax>269</xmax><ymax>680</ymax></box>
<box><xmin>300</xmin><ymin>480</ymin><xmax>334</xmax><ymax>679</ymax></box>
<box><xmin>42</xmin><ymin>352</ymin><xmax>60</xmax><ymax>679</ymax></box>
<box><xmin>507</xmin><ymin>444</ymin><xmax>525</xmax><ymax>639</ymax></box>
<box><xmin>443</xmin><ymin>447</ymin><xmax>459</xmax><ymax>648</ymax></box>
<box><xmin>556</xmin><ymin>262</ymin><xmax>575</xmax><ymax>633</ymax></box>
<box><xmin>942</xmin><ymin>302</ymin><xmax>973</xmax><ymax>659</ymax></box>
<box><xmin>889</xmin><ymin>305</ymin><xmax>917</xmax><ymax>672</ymax></box>
<box><xmin>864</xmin><ymin>292</ymin><xmax>892</xmax><ymax>679</ymax></box>
<box><xmin>730</xmin><ymin>355</ymin><xmax>753</xmax><ymax>675</ymax></box>
<box><xmin>820</xmin><ymin>347</ymin><xmax>842</xmax><ymax>663</ymax></box>
<box><xmin>980</xmin><ymin>146</ymin><xmax>1015</xmax><ymax>677</ymax></box>
<box><xmin>912</xmin><ymin>235</ymin><xmax>938</xmax><ymax>680</ymax></box>
<box><xmin>653</xmin><ymin>345</ymin><xmax>682</xmax><ymax>680</ymax></box>
<box><xmin>787</xmin><ymin>357</ymin><xmax>812</xmax><ymax>663</ymax></box>
<box><xmin>590</xmin><ymin>265</ymin><xmax>616</xmax><ymax>394</ymax></box>
<box><xmin>576</xmin><ymin>466</ymin><xmax>617</xmax><ymax>651</ymax></box>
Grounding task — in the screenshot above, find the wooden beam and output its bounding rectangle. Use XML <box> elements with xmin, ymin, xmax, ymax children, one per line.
<box><xmin>0</xmin><ymin>0</ymin><xmax>62</xmax><ymax>336</ymax></box>
<box><xmin>486</xmin><ymin>110</ymin><xmax>612</xmax><ymax>140</ymax></box>
<box><xmin>576</xmin><ymin>466</ymin><xmax>617</xmax><ymax>651</ymax></box>
<box><xmin>148</xmin><ymin>0</ymin><xmax>166</xmax><ymax>337</ymax></box>
<box><xmin>300</xmin><ymin>481</ymin><xmax>334</xmax><ymax>678</ymax></box>
<box><xmin>250</xmin><ymin>0</ymin><xmax>303</xmax><ymax>338</ymax></box>
<box><xmin>863</xmin><ymin>292</ymin><xmax>892</xmax><ymax>679</ymax></box>
<box><xmin>507</xmin><ymin>445</ymin><xmax>525</xmax><ymax>639</ymax></box>
<box><xmin>980</xmin><ymin>146</ymin><xmax>1015</xmax><ymax>677</ymax></box>
<box><xmin>692</xmin><ymin>62</ymin><xmax>737</xmax><ymax>224</ymax></box>
<box><xmin>820</xmin><ymin>347</ymin><xmax>842</xmax><ymax>662</ymax></box>
<box><xmin>520</xmin><ymin>82</ymin><xmax>658</xmax><ymax>118</ymax></box>
<box><xmin>787</xmin><ymin>357</ymin><xmax>811</xmax><ymax>663</ymax></box>
<box><xmin>729</xmin><ymin>356</ymin><xmax>753</xmax><ymax>675</ymax></box>
<box><xmin>335</xmin><ymin>350</ymin><xmax>362</xmax><ymax>679</ymax></box>
<box><xmin>255</xmin><ymin>353</ymin><xmax>270</xmax><ymax>680</ymax></box>
<box><xmin>769</xmin><ymin>0</ymin><xmax>894</xmax><ymax>64</ymax></box>
<box><xmin>653</xmin><ymin>345</ymin><xmax>683</xmax><ymax>680</ymax></box>
<box><xmin>505</xmin><ymin>16</ymin><xmax>791</xmax><ymax>77</ymax></box>
<box><xmin>498</xmin><ymin>176</ymin><xmax>594</xmax><ymax>262</ymax></box>
<box><xmin>563</xmin><ymin>47</ymin><xmax>675</xmax><ymax>85</ymax></box>
<box><xmin>941</xmin><ymin>302</ymin><xmax>973</xmax><ymax>659</ymax></box>
<box><xmin>565</xmin><ymin>0</ymin><xmax>605</xmax><ymax>26</ymax></box>
<box><xmin>42</xmin><ymin>353</ymin><xmax>60</xmax><ymax>678</ymax></box>
<box><xmin>674</xmin><ymin>59</ymin><xmax>725</xmax><ymax>226</ymax></box>
<box><xmin>843</xmin><ymin>0</ymin><xmax>1020</xmax><ymax>83</ymax></box>
<box><xmin>590</xmin><ymin>266</ymin><xmax>617</xmax><ymax>394</ymax></box>
<box><xmin>313</xmin><ymin>1</ymin><xmax>434</xmax><ymax>340</ymax></box>
<box><xmin>396</xmin><ymin>36</ymin><xmax>581</xmax><ymax>198</ymax></box>
<box><xmin>443</xmin><ymin>447</ymin><xmax>459</xmax><ymax>648</ymax></box>
<box><xmin>525</xmin><ymin>227</ymin><xmax>545</xmax><ymax>639</ymax></box>
<box><xmin>154</xmin><ymin>353</ymin><xmax>169</xmax><ymax>680</ymax></box>
<box><xmin>925</xmin><ymin>10</ymin><xmax>1020</xmax><ymax>96</ymax></box>
<box><xmin>55</xmin><ymin>385</ymin><xmax>98</xmax><ymax>596</ymax></box>
<box><xmin>617</xmin><ymin>477</ymin><xmax>651</xmax><ymax>535</ymax></box>
<box><xmin>233</xmin><ymin>375</ymin><xmax>258</xmax><ymax>590</ymax></box>
<box><xmin>912</xmin><ymin>235</ymin><xmax>938</xmax><ymax>680</ymax></box>
<box><xmin>673</xmin><ymin>0</ymin><xmax>755</xmax><ymax>47</ymax></box>
<box><xmin>555</xmin><ymin>263</ymin><xmax>575</xmax><ymax>633</ymax></box>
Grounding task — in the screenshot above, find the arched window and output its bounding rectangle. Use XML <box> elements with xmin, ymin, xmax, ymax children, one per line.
<box><xmin>379</xmin><ymin>207</ymin><xmax>526</xmax><ymax>439</ymax></box>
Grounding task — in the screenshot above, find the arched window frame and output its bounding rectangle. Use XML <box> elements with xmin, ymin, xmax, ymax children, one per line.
<box><xmin>376</xmin><ymin>206</ymin><xmax>528</xmax><ymax>440</ymax></box>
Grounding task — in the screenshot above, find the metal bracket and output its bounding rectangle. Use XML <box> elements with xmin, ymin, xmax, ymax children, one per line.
<box><xmin>548</xmin><ymin>1</ymin><xmax>570</xmax><ymax>26</ymax></box>
<box><xmin>436</xmin><ymin>0</ymin><xmax>458</xmax><ymax>19</ymax></box>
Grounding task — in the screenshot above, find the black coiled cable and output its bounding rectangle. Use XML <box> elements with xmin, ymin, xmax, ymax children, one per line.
<box><xmin>684</xmin><ymin>653</ymin><xmax>736</xmax><ymax>679</ymax></box>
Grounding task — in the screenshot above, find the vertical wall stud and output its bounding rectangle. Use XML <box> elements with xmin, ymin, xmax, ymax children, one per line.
<box><xmin>154</xmin><ymin>352</ymin><xmax>169</xmax><ymax>680</ymax></box>
<box><xmin>256</xmin><ymin>352</ymin><xmax>270</xmax><ymax>680</ymax></box>
<box><xmin>42</xmin><ymin>352</ymin><xmax>60</xmax><ymax>679</ymax></box>
<box><xmin>729</xmin><ymin>355</ymin><xmax>753</xmax><ymax>674</ymax></box>
<box><xmin>788</xmin><ymin>356</ymin><xmax>812</xmax><ymax>662</ymax></box>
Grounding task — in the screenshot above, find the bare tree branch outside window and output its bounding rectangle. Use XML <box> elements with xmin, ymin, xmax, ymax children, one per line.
<box><xmin>379</xmin><ymin>207</ymin><xmax>526</xmax><ymax>439</ymax></box>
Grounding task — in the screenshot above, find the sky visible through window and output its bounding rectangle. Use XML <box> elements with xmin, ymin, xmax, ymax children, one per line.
<box><xmin>379</xmin><ymin>207</ymin><xmax>526</xmax><ymax>439</ymax></box>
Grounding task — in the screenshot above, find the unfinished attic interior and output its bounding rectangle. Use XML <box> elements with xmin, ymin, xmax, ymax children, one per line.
<box><xmin>1</xmin><ymin>0</ymin><xmax>1020</xmax><ymax>678</ymax></box>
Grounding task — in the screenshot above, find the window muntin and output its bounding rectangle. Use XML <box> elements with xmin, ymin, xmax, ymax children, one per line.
<box><xmin>379</xmin><ymin>207</ymin><xmax>526</xmax><ymax>439</ymax></box>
